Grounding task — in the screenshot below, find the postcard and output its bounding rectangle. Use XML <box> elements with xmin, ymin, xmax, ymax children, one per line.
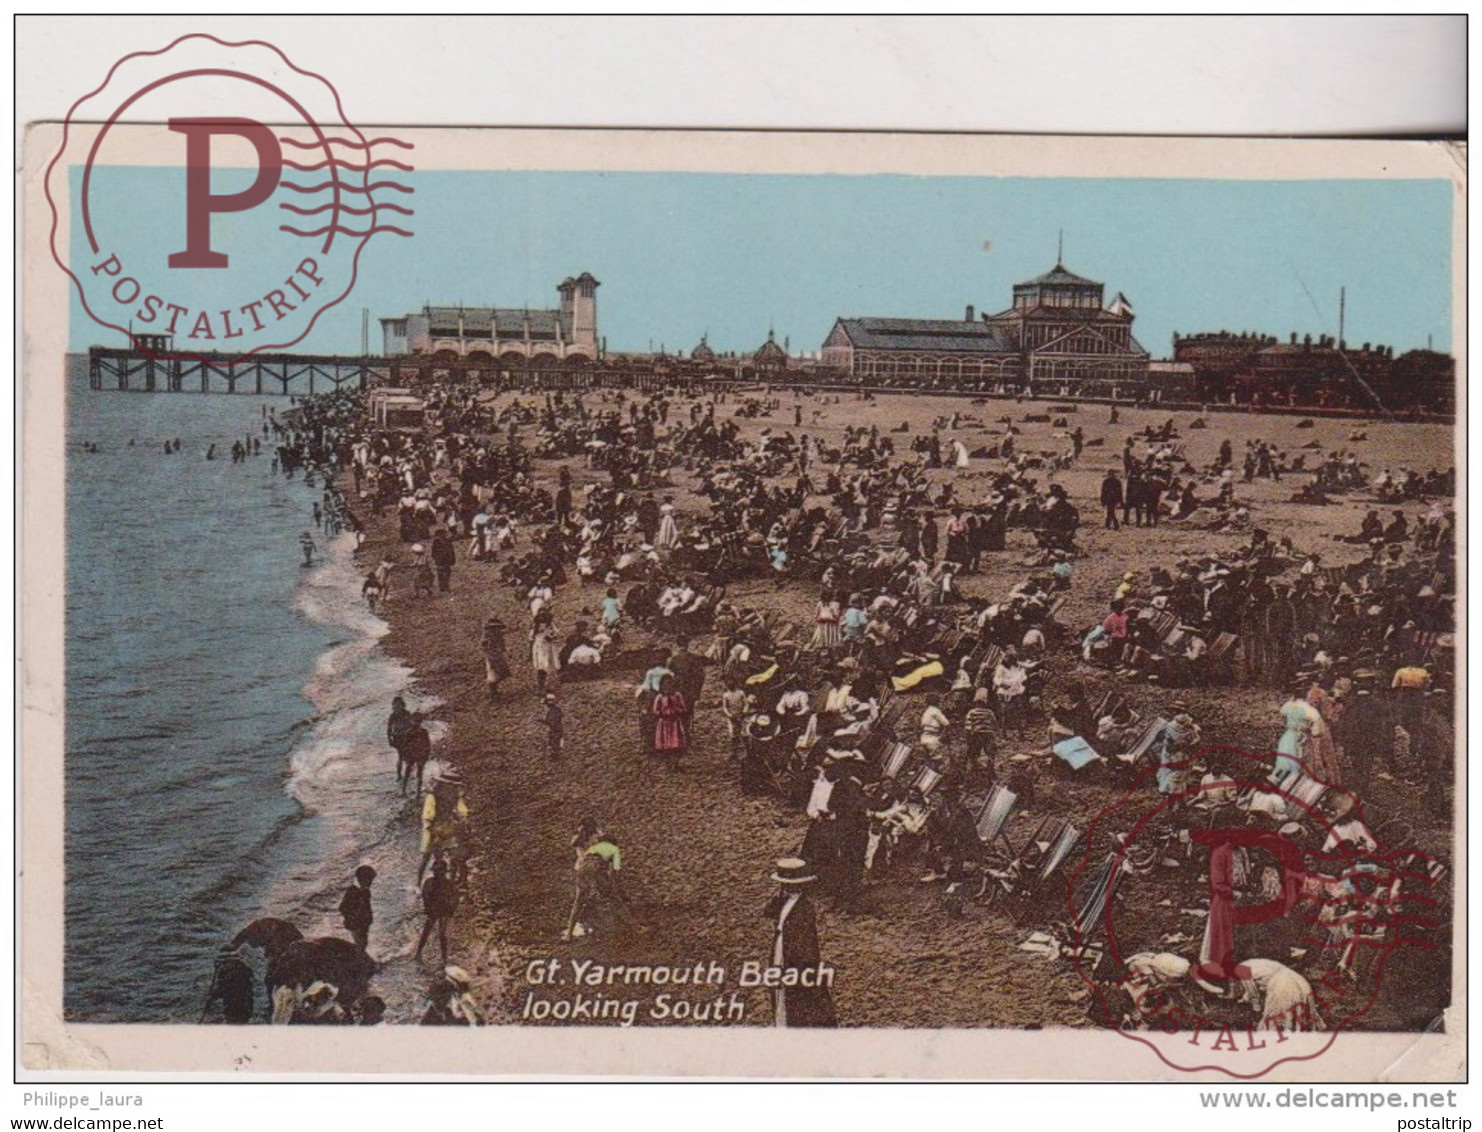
<box><xmin>20</xmin><ymin>32</ymin><xmax>1464</xmax><ymax>1080</ymax></box>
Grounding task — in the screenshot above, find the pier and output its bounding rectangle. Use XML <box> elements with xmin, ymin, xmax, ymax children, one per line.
<box><xmin>88</xmin><ymin>338</ymin><xmax>395</xmax><ymax>398</ymax></box>
<box><xmin>89</xmin><ymin>337</ymin><xmax>697</xmax><ymax>397</ymax></box>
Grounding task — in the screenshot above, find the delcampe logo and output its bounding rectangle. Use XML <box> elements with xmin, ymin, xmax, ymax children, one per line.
<box><xmin>46</xmin><ymin>32</ymin><xmax>414</xmax><ymax>361</ymax></box>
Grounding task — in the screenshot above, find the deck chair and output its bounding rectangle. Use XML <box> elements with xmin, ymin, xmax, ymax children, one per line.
<box><xmin>964</xmin><ymin>637</ymin><xmax>993</xmax><ymax>668</ymax></box>
<box><xmin>980</xmin><ymin>814</ymin><xmax>1058</xmax><ymax>906</ymax></box>
<box><xmin>880</xmin><ymin>741</ymin><xmax>914</xmax><ymax>780</ymax></box>
<box><xmin>1118</xmin><ymin>716</ymin><xmax>1173</xmax><ymax>765</ymax></box>
<box><xmin>913</xmin><ymin>764</ymin><xmax>944</xmax><ymax>797</ymax></box>
<box><xmin>1207</xmin><ymin>632</ymin><xmax>1238</xmax><ymax>663</ymax></box>
<box><xmin>1034</xmin><ymin>822</ymin><xmax>1082</xmax><ymax>890</ymax></box>
<box><xmin>973</xmin><ymin>784</ymin><xmax>1020</xmax><ymax>858</ymax></box>
<box><xmin>1009</xmin><ymin>820</ymin><xmax>1083</xmax><ymax>920</ymax></box>
<box><xmin>1069</xmin><ymin>851</ymin><xmax>1121</xmax><ymax>941</ymax></box>
<box><xmin>1092</xmin><ymin>690</ymin><xmax>1127</xmax><ymax>722</ymax></box>
<box><xmin>875</xmin><ymin>696</ymin><xmax>908</xmax><ymax>736</ymax></box>
<box><xmin>978</xmin><ymin>644</ymin><xmax>1004</xmax><ymax>678</ymax></box>
<box><xmin>1146</xmin><ymin>610</ymin><xmax>1179</xmax><ymax>639</ymax></box>
<box><xmin>1282</xmin><ymin>772</ymin><xmax>1329</xmax><ymax>815</ymax></box>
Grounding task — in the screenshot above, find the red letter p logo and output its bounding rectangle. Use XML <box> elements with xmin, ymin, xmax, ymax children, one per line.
<box><xmin>168</xmin><ymin>117</ymin><xmax>282</xmax><ymax>269</ymax></box>
<box><xmin>1191</xmin><ymin>829</ymin><xmax>1307</xmax><ymax>983</ymax></box>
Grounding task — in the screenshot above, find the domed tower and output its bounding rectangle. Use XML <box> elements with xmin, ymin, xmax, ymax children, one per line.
<box><xmin>691</xmin><ymin>333</ymin><xmax>716</xmax><ymax>364</ymax></box>
<box><xmin>753</xmin><ymin>328</ymin><xmax>788</xmax><ymax>374</ymax></box>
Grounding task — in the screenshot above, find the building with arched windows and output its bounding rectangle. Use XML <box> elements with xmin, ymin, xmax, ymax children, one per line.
<box><xmin>380</xmin><ymin>273</ymin><xmax>600</xmax><ymax>363</ymax></box>
<box><xmin>983</xmin><ymin>262</ymin><xmax>1148</xmax><ymax>386</ymax></box>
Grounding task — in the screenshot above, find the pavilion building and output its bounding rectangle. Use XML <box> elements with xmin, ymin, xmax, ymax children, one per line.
<box><xmin>821</xmin><ymin>259</ymin><xmax>1149</xmax><ymax>392</ymax></box>
<box><xmin>379</xmin><ymin>273</ymin><xmax>600</xmax><ymax>363</ymax></box>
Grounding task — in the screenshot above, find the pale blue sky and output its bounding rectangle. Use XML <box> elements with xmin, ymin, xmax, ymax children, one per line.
<box><xmin>69</xmin><ymin>168</ymin><xmax>1453</xmax><ymax>358</ymax></box>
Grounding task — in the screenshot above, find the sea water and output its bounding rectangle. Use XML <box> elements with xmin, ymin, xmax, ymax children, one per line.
<box><xmin>64</xmin><ymin>357</ymin><xmax>434</xmax><ymax>1023</ymax></box>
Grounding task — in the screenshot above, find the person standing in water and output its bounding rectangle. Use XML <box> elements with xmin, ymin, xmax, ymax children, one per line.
<box><xmin>415</xmin><ymin>858</ymin><xmax>459</xmax><ymax>965</ymax></box>
<box><xmin>299</xmin><ymin>531</ymin><xmax>317</xmax><ymax>566</ymax></box>
<box><xmin>338</xmin><ymin>864</ymin><xmax>376</xmax><ymax>952</ymax></box>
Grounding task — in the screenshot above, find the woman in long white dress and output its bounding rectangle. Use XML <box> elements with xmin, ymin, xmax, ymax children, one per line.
<box><xmin>530</xmin><ymin>609</ymin><xmax>561</xmax><ymax>692</ymax></box>
<box><xmin>655</xmin><ymin>500</ymin><xmax>681</xmax><ymax>552</ymax></box>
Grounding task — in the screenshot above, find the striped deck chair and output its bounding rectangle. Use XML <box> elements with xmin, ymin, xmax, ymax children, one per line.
<box><xmin>1207</xmin><ymin>632</ymin><xmax>1238</xmax><ymax>663</ymax></box>
<box><xmin>933</xmin><ymin>628</ymin><xmax>968</xmax><ymax>657</ymax></box>
<box><xmin>1031</xmin><ymin>822</ymin><xmax>1082</xmax><ymax>895</ymax></box>
<box><xmin>880</xmin><ymin>741</ymin><xmax>914</xmax><ymax>780</ymax></box>
<box><xmin>974</xmin><ymin>784</ymin><xmax>1020</xmax><ymax>856</ymax></box>
<box><xmin>1007</xmin><ymin>817</ymin><xmax>1090</xmax><ymax>924</ymax></box>
<box><xmin>963</xmin><ymin>642</ymin><xmax>988</xmax><ymax>677</ymax></box>
<box><xmin>978</xmin><ymin>644</ymin><xmax>1004</xmax><ymax>678</ymax></box>
<box><xmin>1070</xmin><ymin>851</ymin><xmax>1121</xmax><ymax>941</ymax></box>
<box><xmin>1146</xmin><ymin>610</ymin><xmax>1179</xmax><ymax>640</ymax></box>
<box><xmin>1118</xmin><ymin>716</ymin><xmax>1172</xmax><ymax>765</ymax></box>
<box><xmin>875</xmin><ymin>696</ymin><xmax>908</xmax><ymax>736</ymax></box>
<box><xmin>913</xmin><ymin>764</ymin><xmax>944</xmax><ymax>797</ymax></box>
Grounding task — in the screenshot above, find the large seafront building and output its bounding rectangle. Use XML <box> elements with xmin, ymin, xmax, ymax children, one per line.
<box><xmin>821</xmin><ymin>260</ymin><xmax>1150</xmax><ymax>393</ymax></box>
<box><xmin>380</xmin><ymin>273</ymin><xmax>600</xmax><ymax>363</ymax></box>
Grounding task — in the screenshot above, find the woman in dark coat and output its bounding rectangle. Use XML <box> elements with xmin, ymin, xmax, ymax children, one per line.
<box><xmin>479</xmin><ymin>616</ymin><xmax>510</xmax><ymax>700</ymax></box>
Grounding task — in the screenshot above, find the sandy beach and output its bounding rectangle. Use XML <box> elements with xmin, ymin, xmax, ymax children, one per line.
<box><xmin>357</xmin><ymin>390</ymin><xmax>1455</xmax><ymax>1029</ymax></box>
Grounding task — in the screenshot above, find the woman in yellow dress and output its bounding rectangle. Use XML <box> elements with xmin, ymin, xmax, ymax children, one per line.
<box><xmin>419</xmin><ymin>769</ymin><xmax>470</xmax><ymax>884</ymax></box>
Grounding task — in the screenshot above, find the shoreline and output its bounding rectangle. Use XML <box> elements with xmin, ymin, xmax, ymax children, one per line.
<box><xmin>271</xmin><ymin>522</ymin><xmax>446</xmax><ymax>1021</ymax></box>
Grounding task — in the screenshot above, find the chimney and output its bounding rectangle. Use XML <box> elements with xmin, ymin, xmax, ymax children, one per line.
<box><xmin>965</xmin><ymin>304</ymin><xmax>976</xmax><ymax>322</ymax></box>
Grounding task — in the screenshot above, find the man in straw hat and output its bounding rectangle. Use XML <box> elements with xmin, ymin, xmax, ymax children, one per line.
<box><xmin>762</xmin><ymin>858</ymin><xmax>837</xmax><ymax>1028</ymax></box>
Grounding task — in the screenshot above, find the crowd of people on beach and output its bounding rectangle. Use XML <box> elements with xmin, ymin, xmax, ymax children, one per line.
<box><xmin>202</xmin><ymin>374</ymin><xmax>1455</xmax><ymax>1032</ymax></box>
